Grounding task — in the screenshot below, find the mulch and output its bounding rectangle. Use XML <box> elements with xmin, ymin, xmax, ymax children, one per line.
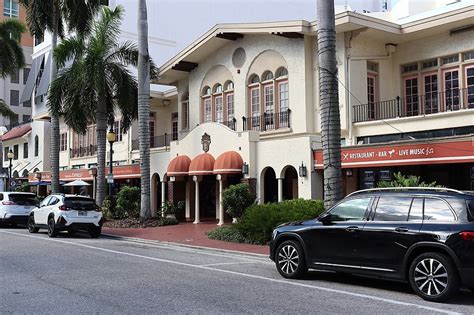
<box><xmin>103</xmin><ymin>218</ymin><xmax>163</xmax><ymax>228</ymax></box>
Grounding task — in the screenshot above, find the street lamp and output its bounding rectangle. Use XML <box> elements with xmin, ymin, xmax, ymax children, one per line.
<box><xmin>106</xmin><ymin>128</ymin><xmax>116</xmax><ymax>201</ymax></box>
<box><xmin>7</xmin><ymin>149</ymin><xmax>14</xmax><ymax>191</ymax></box>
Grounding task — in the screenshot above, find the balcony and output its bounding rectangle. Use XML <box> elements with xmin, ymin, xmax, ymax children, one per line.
<box><xmin>70</xmin><ymin>145</ymin><xmax>98</xmax><ymax>158</ymax></box>
<box><xmin>222</xmin><ymin>118</ymin><xmax>237</xmax><ymax>131</ymax></box>
<box><xmin>242</xmin><ymin>109</ymin><xmax>291</xmax><ymax>132</ymax></box>
<box><xmin>131</xmin><ymin>133</ymin><xmax>171</xmax><ymax>151</ymax></box>
<box><xmin>353</xmin><ymin>88</ymin><xmax>474</xmax><ymax>123</ymax></box>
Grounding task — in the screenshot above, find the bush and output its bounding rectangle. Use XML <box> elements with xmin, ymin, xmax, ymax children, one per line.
<box><xmin>101</xmin><ymin>197</ymin><xmax>114</xmax><ymax>220</ymax></box>
<box><xmin>158</xmin><ymin>217</ymin><xmax>179</xmax><ymax>226</ymax></box>
<box><xmin>115</xmin><ymin>186</ymin><xmax>140</xmax><ymax>219</ymax></box>
<box><xmin>377</xmin><ymin>172</ymin><xmax>440</xmax><ymax>188</ymax></box>
<box><xmin>207</xmin><ymin>226</ymin><xmax>247</xmax><ymax>243</ymax></box>
<box><xmin>235</xmin><ymin>199</ymin><xmax>325</xmax><ymax>245</ymax></box>
<box><xmin>15</xmin><ymin>182</ymin><xmax>30</xmax><ymax>192</ymax></box>
<box><xmin>222</xmin><ymin>184</ymin><xmax>255</xmax><ymax>219</ymax></box>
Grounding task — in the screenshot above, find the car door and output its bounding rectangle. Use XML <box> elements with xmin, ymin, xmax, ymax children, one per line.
<box><xmin>359</xmin><ymin>195</ymin><xmax>424</xmax><ymax>274</ymax></box>
<box><xmin>305</xmin><ymin>196</ymin><xmax>373</xmax><ymax>268</ymax></box>
<box><xmin>36</xmin><ymin>196</ymin><xmax>52</xmax><ymax>225</ymax></box>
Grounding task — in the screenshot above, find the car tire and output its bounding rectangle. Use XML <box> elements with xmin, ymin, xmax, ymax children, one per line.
<box><xmin>275</xmin><ymin>240</ymin><xmax>307</xmax><ymax>279</ymax></box>
<box><xmin>89</xmin><ymin>227</ymin><xmax>101</xmax><ymax>238</ymax></box>
<box><xmin>68</xmin><ymin>229</ymin><xmax>76</xmax><ymax>236</ymax></box>
<box><xmin>47</xmin><ymin>217</ymin><xmax>58</xmax><ymax>238</ymax></box>
<box><xmin>409</xmin><ymin>252</ymin><xmax>459</xmax><ymax>302</ymax></box>
<box><xmin>27</xmin><ymin>216</ymin><xmax>39</xmax><ymax>233</ymax></box>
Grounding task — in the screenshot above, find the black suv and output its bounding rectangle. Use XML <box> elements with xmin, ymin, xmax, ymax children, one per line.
<box><xmin>269</xmin><ymin>188</ymin><xmax>474</xmax><ymax>302</ymax></box>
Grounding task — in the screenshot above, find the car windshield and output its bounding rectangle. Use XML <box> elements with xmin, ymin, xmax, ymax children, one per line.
<box><xmin>64</xmin><ymin>197</ymin><xmax>97</xmax><ymax>210</ymax></box>
<box><xmin>9</xmin><ymin>194</ymin><xmax>38</xmax><ymax>206</ymax></box>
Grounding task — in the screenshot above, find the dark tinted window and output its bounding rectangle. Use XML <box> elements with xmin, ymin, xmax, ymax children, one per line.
<box><xmin>9</xmin><ymin>194</ymin><xmax>37</xmax><ymax>206</ymax></box>
<box><xmin>40</xmin><ymin>196</ymin><xmax>51</xmax><ymax>207</ymax></box>
<box><xmin>408</xmin><ymin>198</ymin><xmax>423</xmax><ymax>221</ymax></box>
<box><xmin>374</xmin><ymin>196</ymin><xmax>412</xmax><ymax>221</ymax></box>
<box><xmin>65</xmin><ymin>197</ymin><xmax>97</xmax><ymax>210</ymax></box>
<box><xmin>48</xmin><ymin>197</ymin><xmax>60</xmax><ymax>206</ymax></box>
<box><xmin>467</xmin><ymin>199</ymin><xmax>474</xmax><ymax>221</ymax></box>
<box><xmin>329</xmin><ymin>198</ymin><xmax>371</xmax><ymax>221</ymax></box>
<box><xmin>424</xmin><ymin>198</ymin><xmax>455</xmax><ymax>221</ymax></box>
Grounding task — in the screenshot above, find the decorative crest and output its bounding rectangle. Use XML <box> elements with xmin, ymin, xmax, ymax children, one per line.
<box><xmin>201</xmin><ymin>133</ymin><xmax>211</xmax><ymax>153</ymax></box>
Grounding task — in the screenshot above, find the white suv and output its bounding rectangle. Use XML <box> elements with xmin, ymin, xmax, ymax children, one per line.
<box><xmin>28</xmin><ymin>194</ymin><xmax>103</xmax><ymax>238</ymax></box>
<box><xmin>0</xmin><ymin>192</ymin><xmax>38</xmax><ymax>226</ymax></box>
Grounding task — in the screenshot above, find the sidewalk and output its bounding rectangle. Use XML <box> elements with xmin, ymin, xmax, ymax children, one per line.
<box><xmin>102</xmin><ymin>222</ymin><xmax>269</xmax><ymax>256</ymax></box>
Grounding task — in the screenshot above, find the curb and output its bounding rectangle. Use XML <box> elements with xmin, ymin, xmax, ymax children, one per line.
<box><xmin>101</xmin><ymin>233</ymin><xmax>270</xmax><ymax>260</ymax></box>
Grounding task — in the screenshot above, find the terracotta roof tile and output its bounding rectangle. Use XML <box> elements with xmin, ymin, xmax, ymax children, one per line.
<box><xmin>2</xmin><ymin>124</ymin><xmax>32</xmax><ymax>141</ymax></box>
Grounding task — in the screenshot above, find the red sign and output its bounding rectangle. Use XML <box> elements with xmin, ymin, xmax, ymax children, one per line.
<box><xmin>314</xmin><ymin>139</ymin><xmax>474</xmax><ymax>169</ymax></box>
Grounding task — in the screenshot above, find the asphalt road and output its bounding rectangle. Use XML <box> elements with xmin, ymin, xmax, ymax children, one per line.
<box><xmin>1</xmin><ymin>227</ymin><xmax>473</xmax><ymax>314</ymax></box>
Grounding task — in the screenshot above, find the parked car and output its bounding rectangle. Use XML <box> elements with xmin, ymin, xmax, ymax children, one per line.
<box><xmin>269</xmin><ymin>187</ymin><xmax>474</xmax><ymax>302</ymax></box>
<box><xmin>28</xmin><ymin>194</ymin><xmax>103</xmax><ymax>238</ymax></box>
<box><xmin>0</xmin><ymin>192</ymin><xmax>39</xmax><ymax>226</ymax></box>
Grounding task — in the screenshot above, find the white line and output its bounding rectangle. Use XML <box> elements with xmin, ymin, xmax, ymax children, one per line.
<box><xmin>0</xmin><ymin>230</ymin><xmax>461</xmax><ymax>315</ymax></box>
<box><xmin>199</xmin><ymin>262</ymin><xmax>258</xmax><ymax>267</ymax></box>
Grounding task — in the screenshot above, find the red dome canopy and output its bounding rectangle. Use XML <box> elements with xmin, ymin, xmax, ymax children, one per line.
<box><xmin>167</xmin><ymin>155</ymin><xmax>191</xmax><ymax>176</ymax></box>
<box><xmin>188</xmin><ymin>153</ymin><xmax>215</xmax><ymax>176</ymax></box>
<box><xmin>213</xmin><ymin>151</ymin><xmax>243</xmax><ymax>174</ymax></box>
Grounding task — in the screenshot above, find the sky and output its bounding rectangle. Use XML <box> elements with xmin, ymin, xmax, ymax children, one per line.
<box><xmin>114</xmin><ymin>0</ymin><xmax>381</xmax><ymax>65</ymax></box>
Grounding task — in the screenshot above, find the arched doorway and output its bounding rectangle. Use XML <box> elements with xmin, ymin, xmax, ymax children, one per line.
<box><xmin>261</xmin><ymin>167</ymin><xmax>277</xmax><ymax>203</ymax></box>
<box><xmin>151</xmin><ymin>173</ymin><xmax>161</xmax><ymax>217</ymax></box>
<box><xmin>282</xmin><ymin>166</ymin><xmax>298</xmax><ymax>200</ymax></box>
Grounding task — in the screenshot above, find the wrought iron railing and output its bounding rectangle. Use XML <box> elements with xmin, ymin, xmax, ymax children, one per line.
<box><xmin>242</xmin><ymin>109</ymin><xmax>291</xmax><ymax>132</ymax></box>
<box><xmin>222</xmin><ymin>118</ymin><xmax>237</xmax><ymax>131</ymax></box>
<box><xmin>131</xmin><ymin>133</ymin><xmax>171</xmax><ymax>151</ymax></box>
<box><xmin>70</xmin><ymin>145</ymin><xmax>98</xmax><ymax>158</ymax></box>
<box><xmin>353</xmin><ymin>88</ymin><xmax>474</xmax><ymax>123</ymax></box>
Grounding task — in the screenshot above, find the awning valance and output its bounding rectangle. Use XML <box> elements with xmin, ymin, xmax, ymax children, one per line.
<box><xmin>167</xmin><ymin>155</ymin><xmax>191</xmax><ymax>176</ymax></box>
<box><xmin>213</xmin><ymin>151</ymin><xmax>243</xmax><ymax>174</ymax></box>
<box><xmin>189</xmin><ymin>153</ymin><xmax>215</xmax><ymax>175</ymax></box>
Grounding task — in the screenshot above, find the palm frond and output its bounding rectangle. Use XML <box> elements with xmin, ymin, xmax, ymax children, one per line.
<box><xmin>53</xmin><ymin>36</ymin><xmax>85</xmax><ymax>68</ymax></box>
<box><xmin>0</xmin><ymin>98</ymin><xmax>15</xmax><ymax>118</ymax></box>
<box><xmin>62</xmin><ymin>0</ymin><xmax>101</xmax><ymax>36</ymax></box>
<box><xmin>0</xmin><ymin>19</ymin><xmax>26</xmax><ymax>77</ymax></box>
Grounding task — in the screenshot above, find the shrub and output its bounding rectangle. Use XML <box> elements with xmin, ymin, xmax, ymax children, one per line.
<box><xmin>15</xmin><ymin>182</ymin><xmax>30</xmax><ymax>192</ymax></box>
<box><xmin>158</xmin><ymin>217</ymin><xmax>179</xmax><ymax>226</ymax></box>
<box><xmin>222</xmin><ymin>183</ymin><xmax>255</xmax><ymax>219</ymax></box>
<box><xmin>377</xmin><ymin>172</ymin><xmax>440</xmax><ymax>188</ymax></box>
<box><xmin>235</xmin><ymin>199</ymin><xmax>325</xmax><ymax>244</ymax></box>
<box><xmin>101</xmin><ymin>197</ymin><xmax>114</xmax><ymax>220</ymax></box>
<box><xmin>207</xmin><ymin>226</ymin><xmax>247</xmax><ymax>243</ymax></box>
<box><xmin>115</xmin><ymin>186</ymin><xmax>140</xmax><ymax>219</ymax></box>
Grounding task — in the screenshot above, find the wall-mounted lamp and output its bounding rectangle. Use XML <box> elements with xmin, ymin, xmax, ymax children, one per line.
<box><xmin>241</xmin><ymin>162</ymin><xmax>249</xmax><ymax>175</ymax></box>
<box><xmin>162</xmin><ymin>99</ymin><xmax>171</xmax><ymax>106</ymax></box>
<box><xmin>346</xmin><ymin>169</ymin><xmax>353</xmax><ymax>177</ymax></box>
<box><xmin>298</xmin><ymin>161</ymin><xmax>307</xmax><ymax>178</ymax></box>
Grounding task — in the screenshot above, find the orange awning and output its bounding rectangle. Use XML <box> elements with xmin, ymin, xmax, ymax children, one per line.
<box><xmin>167</xmin><ymin>155</ymin><xmax>191</xmax><ymax>176</ymax></box>
<box><xmin>213</xmin><ymin>151</ymin><xmax>243</xmax><ymax>174</ymax></box>
<box><xmin>189</xmin><ymin>153</ymin><xmax>215</xmax><ymax>176</ymax></box>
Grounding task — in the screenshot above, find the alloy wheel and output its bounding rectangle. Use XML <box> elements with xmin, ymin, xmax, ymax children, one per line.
<box><xmin>277</xmin><ymin>244</ymin><xmax>300</xmax><ymax>275</ymax></box>
<box><xmin>413</xmin><ymin>258</ymin><xmax>448</xmax><ymax>297</ymax></box>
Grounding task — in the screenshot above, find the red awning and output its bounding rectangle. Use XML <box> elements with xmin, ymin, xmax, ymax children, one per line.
<box><xmin>189</xmin><ymin>153</ymin><xmax>215</xmax><ymax>175</ymax></box>
<box><xmin>2</xmin><ymin>124</ymin><xmax>32</xmax><ymax>141</ymax></box>
<box><xmin>213</xmin><ymin>151</ymin><xmax>243</xmax><ymax>174</ymax></box>
<box><xmin>167</xmin><ymin>155</ymin><xmax>191</xmax><ymax>176</ymax></box>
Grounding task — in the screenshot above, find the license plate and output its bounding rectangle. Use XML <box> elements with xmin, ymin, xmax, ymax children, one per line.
<box><xmin>78</xmin><ymin>211</ymin><xmax>87</xmax><ymax>216</ymax></box>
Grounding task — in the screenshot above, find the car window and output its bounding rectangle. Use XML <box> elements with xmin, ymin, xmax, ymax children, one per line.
<box><xmin>64</xmin><ymin>197</ymin><xmax>97</xmax><ymax>210</ymax></box>
<box><xmin>329</xmin><ymin>198</ymin><xmax>371</xmax><ymax>221</ymax></box>
<box><xmin>424</xmin><ymin>198</ymin><xmax>455</xmax><ymax>221</ymax></box>
<box><xmin>0</xmin><ymin>193</ymin><xmax>3</xmax><ymax>201</ymax></box>
<box><xmin>373</xmin><ymin>196</ymin><xmax>412</xmax><ymax>221</ymax></box>
<box><xmin>408</xmin><ymin>198</ymin><xmax>423</xmax><ymax>221</ymax></box>
<box><xmin>467</xmin><ymin>199</ymin><xmax>474</xmax><ymax>221</ymax></box>
<box><xmin>48</xmin><ymin>197</ymin><xmax>60</xmax><ymax>206</ymax></box>
<box><xmin>40</xmin><ymin>196</ymin><xmax>51</xmax><ymax>207</ymax></box>
<box><xmin>9</xmin><ymin>194</ymin><xmax>37</xmax><ymax>206</ymax></box>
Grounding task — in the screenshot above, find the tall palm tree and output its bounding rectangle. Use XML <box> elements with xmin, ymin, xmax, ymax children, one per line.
<box><xmin>48</xmin><ymin>6</ymin><xmax>139</xmax><ymax>206</ymax></box>
<box><xmin>0</xmin><ymin>19</ymin><xmax>25</xmax><ymax>118</ymax></box>
<box><xmin>137</xmin><ymin>0</ymin><xmax>151</xmax><ymax>220</ymax></box>
<box><xmin>19</xmin><ymin>0</ymin><xmax>102</xmax><ymax>194</ymax></box>
<box><xmin>316</xmin><ymin>0</ymin><xmax>343</xmax><ymax>208</ymax></box>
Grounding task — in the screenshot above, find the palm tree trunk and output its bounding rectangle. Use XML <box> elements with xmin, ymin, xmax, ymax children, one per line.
<box><xmin>96</xmin><ymin>95</ymin><xmax>107</xmax><ymax>206</ymax></box>
<box><xmin>50</xmin><ymin>4</ymin><xmax>60</xmax><ymax>194</ymax></box>
<box><xmin>316</xmin><ymin>0</ymin><xmax>343</xmax><ymax>209</ymax></box>
<box><xmin>138</xmin><ymin>0</ymin><xmax>151</xmax><ymax>221</ymax></box>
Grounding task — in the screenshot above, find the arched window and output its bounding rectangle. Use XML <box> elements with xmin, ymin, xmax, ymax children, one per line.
<box><xmin>262</xmin><ymin>71</ymin><xmax>274</xmax><ymax>81</ymax></box>
<box><xmin>248</xmin><ymin>74</ymin><xmax>260</xmax><ymax>84</ymax></box>
<box><xmin>213</xmin><ymin>84</ymin><xmax>223</xmax><ymax>94</ymax></box>
<box><xmin>201</xmin><ymin>86</ymin><xmax>212</xmax><ymax>123</ymax></box>
<box><xmin>181</xmin><ymin>92</ymin><xmax>189</xmax><ymax>130</ymax></box>
<box><xmin>202</xmin><ymin>86</ymin><xmax>211</xmax><ymax>96</ymax></box>
<box><xmin>224</xmin><ymin>81</ymin><xmax>234</xmax><ymax>91</ymax></box>
<box><xmin>276</xmin><ymin>67</ymin><xmax>288</xmax><ymax>78</ymax></box>
<box><xmin>225</xmin><ymin>81</ymin><xmax>235</xmax><ymax>128</ymax></box>
<box><xmin>34</xmin><ymin>135</ymin><xmax>39</xmax><ymax>157</ymax></box>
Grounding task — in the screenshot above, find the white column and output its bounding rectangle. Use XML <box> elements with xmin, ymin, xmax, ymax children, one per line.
<box><xmin>217</xmin><ymin>175</ymin><xmax>224</xmax><ymax>225</ymax></box>
<box><xmin>185</xmin><ymin>180</ymin><xmax>191</xmax><ymax>220</ymax></box>
<box><xmin>193</xmin><ymin>176</ymin><xmax>200</xmax><ymax>224</ymax></box>
<box><xmin>161</xmin><ymin>181</ymin><xmax>166</xmax><ymax>217</ymax></box>
<box><xmin>277</xmin><ymin>178</ymin><xmax>284</xmax><ymax>202</ymax></box>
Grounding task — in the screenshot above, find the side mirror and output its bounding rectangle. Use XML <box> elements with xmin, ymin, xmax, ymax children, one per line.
<box><xmin>318</xmin><ymin>212</ymin><xmax>332</xmax><ymax>224</ymax></box>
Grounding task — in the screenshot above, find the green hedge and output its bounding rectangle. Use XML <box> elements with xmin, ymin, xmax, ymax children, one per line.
<box><xmin>207</xmin><ymin>226</ymin><xmax>247</xmax><ymax>243</ymax></box>
<box><xmin>234</xmin><ymin>199</ymin><xmax>325</xmax><ymax>245</ymax></box>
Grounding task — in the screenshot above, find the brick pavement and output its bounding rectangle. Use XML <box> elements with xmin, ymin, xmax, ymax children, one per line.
<box><xmin>102</xmin><ymin>221</ymin><xmax>269</xmax><ymax>256</ymax></box>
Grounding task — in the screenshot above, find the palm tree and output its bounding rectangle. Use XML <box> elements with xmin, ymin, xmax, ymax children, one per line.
<box><xmin>48</xmin><ymin>6</ymin><xmax>139</xmax><ymax>206</ymax></box>
<box><xmin>316</xmin><ymin>0</ymin><xmax>343</xmax><ymax>208</ymax></box>
<box><xmin>0</xmin><ymin>19</ymin><xmax>25</xmax><ymax>118</ymax></box>
<box><xmin>19</xmin><ymin>0</ymin><xmax>102</xmax><ymax>194</ymax></box>
<box><xmin>137</xmin><ymin>0</ymin><xmax>151</xmax><ymax>220</ymax></box>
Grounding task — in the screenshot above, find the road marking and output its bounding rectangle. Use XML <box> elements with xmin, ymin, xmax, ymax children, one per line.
<box><xmin>0</xmin><ymin>230</ymin><xmax>461</xmax><ymax>315</ymax></box>
<box><xmin>199</xmin><ymin>261</ymin><xmax>258</xmax><ymax>267</ymax></box>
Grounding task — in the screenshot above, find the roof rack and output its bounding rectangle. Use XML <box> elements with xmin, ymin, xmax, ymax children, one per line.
<box><xmin>347</xmin><ymin>187</ymin><xmax>465</xmax><ymax>198</ymax></box>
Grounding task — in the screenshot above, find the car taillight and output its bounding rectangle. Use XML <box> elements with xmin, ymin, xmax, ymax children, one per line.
<box><xmin>58</xmin><ymin>205</ymin><xmax>69</xmax><ymax>211</ymax></box>
<box><xmin>459</xmin><ymin>231</ymin><xmax>474</xmax><ymax>241</ymax></box>
<box><xmin>2</xmin><ymin>201</ymin><xmax>16</xmax><ymax>205</ymax></box>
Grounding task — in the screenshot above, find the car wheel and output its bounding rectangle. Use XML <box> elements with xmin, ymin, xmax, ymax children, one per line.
<box><xmin>409</xmin><ymin>252</ymin><xmax>459</xmax><ymax>302</ymax></box>
<box><xmin>275</xmin><ymin>240</ymin><xmax>307</xmax><ymax>279</ymax></box>
<box><xmin>89</xmin><ymin>227</ymin><xmax>101</xmax><ymax>238</ymax></box>
<box><xmin>27</xmin><ymin>216</ymin><xmax>39</xmax><ymax>233</ymax></box>
<box><xmin>47</xmin><ymin>217</ymin><xmax>58</xmax><ymax>238</ymax></box>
